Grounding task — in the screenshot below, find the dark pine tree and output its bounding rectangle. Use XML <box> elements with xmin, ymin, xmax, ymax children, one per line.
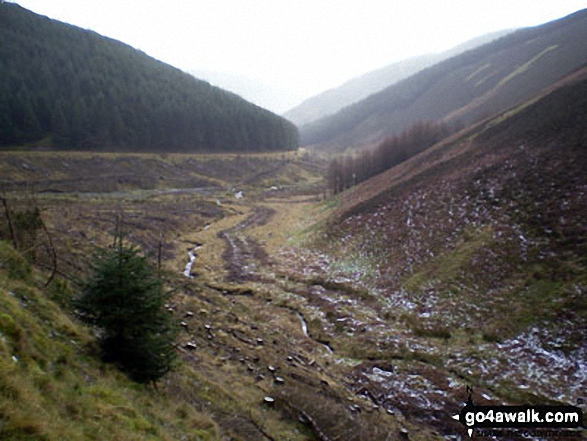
<box><xmin>74</xmin><ymin>235</ymin><xmax>178</xmax><ymax>383</ymax></box>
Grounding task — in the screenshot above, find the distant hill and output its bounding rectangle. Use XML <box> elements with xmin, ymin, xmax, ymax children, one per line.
<box><xmin>190</xmin><ymin>70</ymin><xmax>306</xmax><ymax>114</ymax></box>
<box><xmin>283</xmin><ymin>30</ymin><xmax>513</xmax><ymax>126</ymax></box>
<box><xmin>301</xmin><ymin>9</ymin><xmax>587</xmax><ymax>151</ymax></box>
<box><xmin>0</xmin><ymin>3</ymin><xmax>299</xmax><ymax>152</ymax></box>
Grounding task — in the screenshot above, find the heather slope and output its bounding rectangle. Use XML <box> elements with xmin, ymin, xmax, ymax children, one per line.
<box><xmin>227</xmin><ymin>67</ymin><xmax>585</xmax><ymax>437</ymax></box>
<box><xmin>301</xmin><ymin>9</ymin><xmax>587</xmax><ymax>151</ymax></box>
<box><xmin>284</xmin><ymin>29</ymin><xmax>512</xmax><ymax>126</ymax></box>
<box><xmin>300</xmin><ymin>68</ymin><xmax>587</xmax><ymax>410</ymax></box>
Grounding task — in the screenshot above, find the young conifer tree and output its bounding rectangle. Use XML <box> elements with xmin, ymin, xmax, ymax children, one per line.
<box><xmin>75</xmin><ymin>234</ymin><xmax>178</xmax><ymax>383</ymax></box>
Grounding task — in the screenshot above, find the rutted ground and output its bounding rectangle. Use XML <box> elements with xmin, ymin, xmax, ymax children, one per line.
<box><xmin>181</xmin><ymin>144</ymin><xmax>586</xmax><ymax>439</ymax></box>
<box><xmin>182</xmin><ymin>192</ymin><xmax>462</xmax><ymax>439</ymax></box>
<box><xmin>217</xmin><ymin>206</ymin><xmax>274</xmax><ymax>284</ymax></box>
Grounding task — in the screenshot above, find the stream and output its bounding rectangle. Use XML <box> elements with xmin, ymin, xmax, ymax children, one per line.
<box><xmin>297</xmin><ymin>311</ymin><xmax>334</xmax><ymax>354</ymax></box>
<box><xmin>183</xmin><ymin>245</ymin><xmax>202</xmax><ymax>278</ymax></box>
<box><xmin>297</xmin><ymin>312</ymin><xmax>309</xmax><ymax>337</ymax></box>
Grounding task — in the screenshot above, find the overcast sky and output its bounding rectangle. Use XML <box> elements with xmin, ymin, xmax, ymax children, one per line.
<box><xmin>10</xmin><ymin>0</ymin><xmax>587</xmax><ymax>112</ymax></box>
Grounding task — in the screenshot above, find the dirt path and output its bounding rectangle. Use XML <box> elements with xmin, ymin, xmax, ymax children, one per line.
<box><xmin>192</xmin><ymin>200</ymin><xmax>468</xmax><ymax>436</ymax></box>
<box><xmin>216</xmin><ymin>206</ymin><xmax>275</xmax><ymax>284</ymax></box>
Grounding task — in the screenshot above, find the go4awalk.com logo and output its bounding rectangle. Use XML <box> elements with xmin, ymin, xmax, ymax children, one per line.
<box><xmin>452</xmin><ymin>388</ymin><xmax>584</xmax><ymax>438</ymax></box>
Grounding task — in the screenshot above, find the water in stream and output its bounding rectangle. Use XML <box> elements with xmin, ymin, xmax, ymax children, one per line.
<box><xmin>183</xmin><ymin>245</ymin><xmax>202</xmax><ymax>278</ymax></box>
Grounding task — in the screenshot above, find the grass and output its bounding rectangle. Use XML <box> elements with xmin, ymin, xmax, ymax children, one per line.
<box><xmin>496</xmin><ymin>45</ymin><xmax>559</xmax><ymax>89</ymax></box>
<box><xmin>248</xmin><ymin>199</ymin><xmax>315</xmax><ymax>255</ymax></box>
<box><xmin>0</xmin><ymin>150</ymin><xmax>323</xmax><ymax>194</ymax></box>
<box><xmin>0</xmin><ymin>241</ymin><xmax>220</xmax><ymax>441</ymax></box>
<box><xmin>0</xmin><ymin>149</ymin><xmax>453</xmax><ymax>440</ymax></box>
<box><xmin>401</xmin><ymin>224</ymin><xmax>495</xmax><ymax>293</ymax></box>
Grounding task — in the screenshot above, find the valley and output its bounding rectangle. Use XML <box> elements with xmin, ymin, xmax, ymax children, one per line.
<box><xmin>4</xmin><ymin>139</ymin><xmax>587</xmax><ymax>440</ymax></box>
<box><xmin>1</xmin><ymin>3</ymin><xmax>586</xmax><ymax>440</ymax></box>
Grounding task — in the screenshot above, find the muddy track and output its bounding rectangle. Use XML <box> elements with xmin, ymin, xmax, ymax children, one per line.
<box><xmin>209</xmin><ymin>201</ymin><xmax>534</xmax><ymax>438</ymax></box>
<box><xmin>213</xmin><ymin>204</ymin><xmax>466</xmax><ymax>433</ymax></box>
<box><xmin>217</xmin><ymin>206</ymin><xmax>275</xmax><ymax>283</ymax></box>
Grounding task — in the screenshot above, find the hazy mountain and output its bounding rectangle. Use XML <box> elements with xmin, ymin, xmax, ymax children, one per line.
<box><xmin>301</xmin><ymin>9</ymin><xmax>587</xmax><ymax>151</ymax></box>
<box><xmin>284</xmin><ymin>30</ymin><xmax>513</xmax><ymax>126</ymax></box>
<box><xmin>190</xmin><ymin>70</ymin><xmax>306</xmax><ymax>114</ymax></box>
<box><xmin>0</xmin><ymin>3</ymin><xmax>298</xmax><ymax>152</ymax></box>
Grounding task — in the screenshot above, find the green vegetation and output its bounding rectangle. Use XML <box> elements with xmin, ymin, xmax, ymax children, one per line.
<box><xmin>1</xmin><ymin>3</ymin><xmax>586</xmax><ymax>438</ymax></box>
<box><xmin>495</xmin><ymin>45</ymin><xmax>559</xmax><ymax>89</ymax></box>
<box><xmin>0</xmin><ymin>3</ymin><xmax>298</xmax><ymax>152</ymax></box>
<box><xmin>74</xmin><ymin>236</ymin><xmax>178</xmax><ymax>383</ymax></box>
<box><xmin>0</xmin><ymin>241</ymin><xmax>218</xmax><ymax>440</ymax></box>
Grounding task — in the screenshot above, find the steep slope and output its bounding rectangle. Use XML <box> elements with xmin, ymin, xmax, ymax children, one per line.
<box><xmin>0</xmin><ymin>3</ymin><xmax>298</xmax><ymax>152</ymax></box>
<box><xmin>0</xmin><ymin>242</ymin><xmax>220</xmax><ymax>440</ymax></box>
<box><xmin>303</xmin><ymin>66</ymin><xmax>587</xmax><ymax>412</ymax></box>
<box><xmin>284</xmin><ymin>29</ymin><xmax>512</xmax><ymax>126</ymax></box>
<box><xmin>327</xmin><ymin>65</ymin><xmax>587</xmax><ymax>284</ymax></box>
<box><xmin>301</xmin><ymin>9</ymin><xmax>587</xmax><ymax>152</ymax></box>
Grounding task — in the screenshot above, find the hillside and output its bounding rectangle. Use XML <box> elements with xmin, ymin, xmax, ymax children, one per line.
<box><xmin>300</xmin><ymin>8</ymin><xmax>587</xmax><ymax>152</ymax></box>
<box><xmin>0</xmin><ymin>3</ymin><xmax>298</xmax><ymax>152</ymax></box>
<box><xmin>0</xmin><ymin>242</ymin><xmax>223</xmax><ymax>440</ymax></box>
<box><xmin>297</xmin><ymin>66</ymin><xmax>587</xmax><ymax>419</ymax></box>
<box><xmin>284</xmin><ymin>29</ymin><xmax>512</xmax><ymax>126</ymax></box>
<box><xmin>0</xmin><ymin>150</ymin><xmax>324</xmax><ymax>194</ymax></box>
